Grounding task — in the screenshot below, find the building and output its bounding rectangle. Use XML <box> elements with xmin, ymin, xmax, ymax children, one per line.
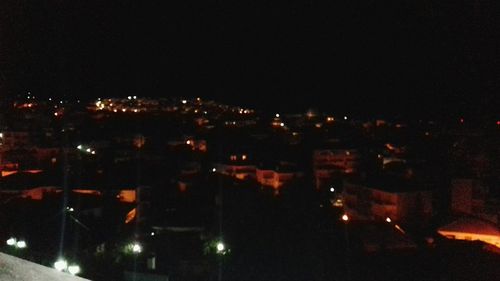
<box><xmin>313</xmin><ymin>149</ymin><xmax>359</xmax><ymax>189</ymax></box>
<box><xmin>451</xmin><ymin>179</ymin><xmax>485</xmax><ymax>215</ymax></box>
<box><xmin>342</xmin><ymin>178</ymin><xmax>433</xmax><ymax>223</ymax></box>
<box><xmin>0</xmin><ymin>131</ymin><xmax>31</xmax><ymax>150</ymax></box>
<box><xmin>451</xmin><ymin>179</ymin><xmax>499</xmax><ymax>224</ymax></box>
<box><xmin>256</xmin><ymin>166</ymin><xmax>302</xmax><ymax>190</ymax></box>
<box><xmin>213</xmin><ymin>153</ymin><xmax>256</xmax><ymax>180</ymax></box>
<box><xmin>438</xmin><ymin>217</ymin><xmax>500</xmax><ymax>248</ymax></box>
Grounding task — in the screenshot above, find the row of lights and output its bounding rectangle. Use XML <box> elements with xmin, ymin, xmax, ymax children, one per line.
<box><xmin>76</xmin><ymin>144</ymin><xmax>96</xmax><ymax>155</ymax></box>
<box><xmin>54</xmin><ymin>259</ymin><xmax>80</xmax><ymax>275</ymax></box>
<box><xmin>340</xmin><ymin>213</ymin><xmax>405</xmax><ymax>234</ymax></box>
<box><xmin>7</xmin><ymin>237</ymin><xmax>81</xmax><ymax>275</ymax></box>
<box><xmin>6</xmin><ymin>237</ymin><xmax>27</xmax><ymax>249</ymax></box>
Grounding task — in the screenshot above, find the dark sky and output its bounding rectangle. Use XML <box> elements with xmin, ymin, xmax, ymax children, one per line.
<box><xmin>1</xmin><ymin>1</ymin><xmax>499</xmax><ymax>117</ymax></box>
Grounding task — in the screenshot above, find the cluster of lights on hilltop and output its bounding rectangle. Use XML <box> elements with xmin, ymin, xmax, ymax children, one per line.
<box><xmin>93</xmin><ymin>97</ymin><xmax>149</xmax><ymax>113</ymax></box>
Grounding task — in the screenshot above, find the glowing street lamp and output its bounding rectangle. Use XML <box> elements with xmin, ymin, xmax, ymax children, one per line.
<box><xmin>123</xmin><ymin>242</ymin><xmax>142</xmax><ymax>254</ymax></box>
<box><xmin>6</xmin><ymin>237</ymin><xmax>16</xmax><ymax>246</ymax></box>
<box><xmin>216</xmin><ymin>242</ymin><xmax>225</xmax><ymax>253</ymax></box>
<box><xmin>16</xmin><ymin>240</ymin><xmax>27</xmax><ymax>249</ymax></box>
<box><xmin>342</xmin><ymin>214</ymin><xmax>349</xmax><ymax>222</ymax></box>
<box><xmin>132</xmin><ymin>243</ymin><xmax>142</xmax><ymax>253</ymax></box>
<box><xmin>67</xmin><ymin>265</ymin><xmax>81</xmax><ymax>275</ymax></box>
<box><xmin>385</xmin><ymin>217</ymin><xmax>392</xmax><ymax>223</ymax></box>
<box><xmin>54</xmin><ymin>259</ymin><xmax>68</xmax><ymax>271</ymax></box>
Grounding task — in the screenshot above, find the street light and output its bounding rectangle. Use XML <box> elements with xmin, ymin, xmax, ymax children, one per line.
<box><xmin>6</xmin><ymin>237</ymin><xmax>16</xmax><ymax>246</ymax></box>
<box><xmin>342</xmin><ymin>214</ymin><xmax>349</xmax><ymax>222</ymax></box>
<box><xmin>386</xmin><ymin>217</ymin><xmax>392</xmax><ymax>223</ymax></box>
<box><xmin>16</xmin><ymin>240</ymin><xmax>27</xmax><ymax>249</ymax></box>
<box><xmin>132</xmin><ymin>244</ymin><xmax>142</xmax><ymax>253</ymax></box>
<box><xmin>54</xmin><ymin>259</ymin><xmax>68</xmax><ymax>271</ymax></box>
<box><xmin>216</xmin><ymin>242</ymin><xmax>225</xmax><ymax>253</ymax></box>
<box><xmin>67</xmin><ymin>265</ymin><xmax>81</xmax><ymax>275</ymax></box>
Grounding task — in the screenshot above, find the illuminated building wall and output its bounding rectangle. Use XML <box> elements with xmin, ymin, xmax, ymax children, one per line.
<box><xmin>343</xmin><ymin>182</ymin><xmax>433</xmax><ymax>222</ymax></box>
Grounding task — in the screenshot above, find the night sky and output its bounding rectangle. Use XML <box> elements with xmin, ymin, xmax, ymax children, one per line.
<box><xmin>1</xmin><ymin>1</ymin><xmax>499</xmax><ymax>117</ymax></box>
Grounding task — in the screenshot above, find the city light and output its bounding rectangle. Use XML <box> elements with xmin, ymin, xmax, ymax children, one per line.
<box><xmin>16</xmin><ymin>240</ymin><xmax>27</xmax><ymax>249</ymax></box>
<box><xmin>6</xmin><ymin>237</ymin><xmax>27</xmax><ymax>249</ymax></box>
<box><xmin>386</xmin><ymin>217</ymin><xmax>392</xmax><ymax>223</ymax></box>
<box><xmin>6</xmin><ymin>237</ymin><xmax>16</xmax><ymax>246</ymax></box>
<box><xmin>395</xmin><ymin>224</ymin><xmax>406</xmax><ymax>234</ymax></box>
<box><xmin>132</xmin><ymin>243</ymin><xmax>142</xmax><ymax>253</ymax></box>
<box><xmin>216</xmin><ymin>242</ymin><xmax>225</xmax><ymax>253</ymax></box>
<box><xmin>342</xmin><ymin>214</ymin><xmax>349</xmax><ymax>221</ymax></box>
<box><xmin>330</xmin><ymin>187</ymin><xmax>335</xmax><ymax>193</ymax></box>
<box><xmin>67</xmin><ymin>265</ymin><xmax>81</xmax><ymax>275</ymax></box>
<box><xmin>54</xmin><ymin>259</ymin><xmax>68</xmax><ymax>271</ymax></box>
